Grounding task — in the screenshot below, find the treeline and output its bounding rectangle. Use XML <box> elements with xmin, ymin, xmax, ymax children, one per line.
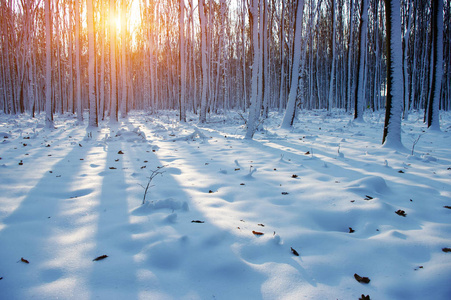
<box><xmin>0</xmin><ymin>0</ymin><xmax>450</xmax><ymax>127</ymax></box>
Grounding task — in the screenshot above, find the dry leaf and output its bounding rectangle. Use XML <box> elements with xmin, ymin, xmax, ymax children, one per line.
<box><xmin>118</xmin><ymin>150</ymin><xmax>124</xmax><ymax>154</ymax></box>
<box><xmin>291</xmin><ymin>174</ymin><xmax>298</xmax><ymax>178</ymax></box>
<box><xmin>191</xmin><ymin>220</ymin><xmax>205</xmax><ymax>223</ymax></box>
<box><xmin>395</xmin><ymin>210</ymin><xmax>407</xmax><ymax>217</ymax></box>
<box><xmin>21</xmin><ymin>257</ymin><xmax>29</xmax><ymax>264</ymax></box>
<box><xmin>252</xmin><ymin>231</ymin><xmax>264</xmax><ymax>236</ymax></box>
<box><xmin>349</xmin><ymin>227</ymin><xmax>355</xmax><ymax>233</ymax></box>
<box><xmin>291</xmin><ymin>247</ymin><xmax>300</xmax><ymax>256</ymax></box>
<box><xmin>258</xmin><ymin>224</ymin><xmax>265</xmax><ymax>227</ymax></box>
<box><xmin>93</xmin><ymin>255</ymin><xmax>108</xmax><ymax>261</ymax></box>
<box><xmin>442</xmin><ymin>247</ymin><xmax>451</xmax><ymax>253</ymax></box>
<box><xmin>354</xmin><ymin>273</ymin><xmax>370</xmax><ymax>284</ymax></box>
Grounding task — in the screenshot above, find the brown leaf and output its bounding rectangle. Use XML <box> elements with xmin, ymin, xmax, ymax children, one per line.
<box><xmin>118</xmin><ymin>150</ymin><xmax>124</xmax><ymax>154</ymax></box>
<box><xmin>354</xmin><ymin>273</ymin><xmax>370</xmax><ymax>284</ymax></box>
<box><xmin>304</xmin><ymin>151</ymin><xmax>310</xmax><ymax>155</ymax></box>
<box><xmin>291</xmin><ymin>247</ymin><xmax>300</xmax><ymax>256</ymax></box>
<box><xmin>93</xmin><ymin>255</ymin><xmax>108</xmax><ymax>261</ymax></box>
<box><xmin>364</xmin><ymin>195</ymin><xmax>373</xmax><ymax>200</ymax></box>
<box><xmin>109</xmin><ymin>167</ymin><xmax>117</xmax><ymax>170</ymax></box>
<box><xmin>349</xmin><ymin>227</ymin><xmax>355</xmax><ymax>233</ymax></box>
<box><xmin>258</xmin><ymin>223</ymin><xmax>265</xmax><ymax>227</ymax></box>
<box><xmin>291</xmin><ymin>174</ymin><xmax>298</xmax><ymax>178</ymax></box>
<box><xmin>395</xmin><ymin>210</ymin><xmax>407</xmax><ymax>217</ymax></box>
<box><xmin>442</xmin><ymin>247</ymin><xmax>451</xmax><ymax>253</ymax></box>
<box><xmin>252</xmin><ymin>231</ymin><xmax>264</xmax><ymax>236</ymax></box>
<box><xmin>191</xmin><ymin>220</ymin><xmax>205</xmax><ymax>223</ymax></box>
<box><xmin>21</xmin><ymin>257</ymin><xmax>29</xmax><ymax>264</ymax></box>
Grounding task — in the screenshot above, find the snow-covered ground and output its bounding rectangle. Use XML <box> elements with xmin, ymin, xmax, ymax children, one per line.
<box><xmin>1</xmin><ymin>109</ymin><xmax>450</xmax><ymax>299</ymax></box>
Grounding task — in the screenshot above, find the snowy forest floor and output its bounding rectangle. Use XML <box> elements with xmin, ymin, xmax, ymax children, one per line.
<box><xmin>0</xmin><ymin>109</ymin><xmax>450</xmax><ymax>300</ymax></box>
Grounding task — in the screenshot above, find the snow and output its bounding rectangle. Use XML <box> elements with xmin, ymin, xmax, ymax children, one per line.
<box><xmin>1</xmin><ymin>109</ymin><xmax>451</xmax><ymax>299</ymax></box>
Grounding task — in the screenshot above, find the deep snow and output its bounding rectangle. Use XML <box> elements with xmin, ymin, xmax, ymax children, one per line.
<box><xmin>0</xmin><ymin>109</ymin><xmax>450</xmax><ymax>299</ymax></box>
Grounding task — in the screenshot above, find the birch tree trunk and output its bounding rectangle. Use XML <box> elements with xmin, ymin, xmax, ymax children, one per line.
<box><xmin>427</xmin><ymin>0</ymin><xmax>443</xmax><ymax>130</ymax></box>
<box><xmin>110</xmin><ymin>0</ymin><xmax>118</xmax><ymax>122</ymax></box>
<box><xmin>281</xmin><ymin>0</ymin><xmax>305</xmax><ymax>128</ymax></box>
<box><xmin>354</xmin><ymin>0</ymin><xmax>368</xmax><ymax>122</ymax></box>
<box><xmin>328</xmin><ymin>0</ymin><xmax>336</xmax><ymax>111</ymax></box>
<box><xmin>120</xmin><ymin>0</ymin><xmax>127</xmax><ymax>117</ymax></box>
<box><xmin>179</xmin><ymin>0</ymin><xmax>186</xmax><ymax>122</ymax></box>
<box><xmin>87</xmin><ymin>0</ymin><xmax>97</xmax><ymax>127</ymax></box>
<box><xmin>382</xmin><ymin>0</ymin><xmax>404</xmax><ymax>148</ymax></box>
<box><xmin>75</xmin><ymin>0</ymin><xmax>83</xmax><ymax>122</ymax></box>
<box><xmin>199</xmin><ymin>0</ymin><xmax>208</xmax><ymax>123</ymax></box>
<box><xmin>45</xmin><ymin>0</ymin><xmax>54</xmax><ymax>128</ymax></box>
<box><xmin>244</xmin><ymin>0</ymin><xmax>261</xmax><ymax>139</ymax></box>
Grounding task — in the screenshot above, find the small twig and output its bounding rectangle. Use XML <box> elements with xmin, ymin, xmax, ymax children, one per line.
<box><xmin>411</xmin><ymin>134</ymin><xmax>422</xmax><ymax>156</ymax></box>
<box><xmin>141</xmin><ymin>166</ymin><xmax>166</xmax><ymax>205</ymax></box>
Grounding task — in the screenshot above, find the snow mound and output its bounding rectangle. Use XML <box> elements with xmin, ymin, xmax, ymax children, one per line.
<box><xmin>346</xmin><ymin>176</ymin><xmax>390</xmax><ymax>195</ymax></box>
<box><xmin>132</xmin><ymin>198</ymin><xmax>189</xmax><ymax>215</ymax></box>
<box><xmin>115</xmin><ymin>127</ymin><xmax>146</xmax><ymax>142</ymax></box>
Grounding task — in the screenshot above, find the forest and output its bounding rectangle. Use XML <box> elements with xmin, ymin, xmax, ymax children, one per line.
<box><xmin>1</xmin><ymin>1</ymin><xmax>451</xmax><ymax>299</ymax></box>
<box><xmin>1</xmin><ymin>0</ymin><xmax>450</xmax><ymax>135</ymax></box>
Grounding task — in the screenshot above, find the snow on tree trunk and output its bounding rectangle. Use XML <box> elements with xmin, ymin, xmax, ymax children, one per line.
<box><xmin>45</xmin><ymin>0</ymin><xmax>53</xmax><ymax>128</ymax></box>
<box><xmin>327</xmin><ymin>0</ymin><xmax>336</xmax><ymax>111</ymax></box>
<box><xmin>402</xmin><ymin>2</ymin><xmax>412</xmax><ymax>120</ymax></box>
<box><xmin>87</xmin><ymin>0</ymin><xmax>97</xmax><ymax>127</ymax></box>
<box><xmin>427</xmin><ymin>0</ymin><xmax>443</xmax><ymax>131</ymax></box>
<box><xmin>199</xmin><ymin>0</ymin><xmax>208</xmax><ymax>123</ymax></box>
<box><xmin>244</xmin><ymin>0</ymin><xmax>261</xmax><ymax>139</ymax></box>
<box><xmin>120</xmin><ymin>0</ymin><xmax>127</xmax><ymax>118</ymax></box>
<box><xmin>75</xmin><ymin>0</ymin><xmax>83</xmax><ymax>122</ymax></box>
<box><xmin>110</xmin><ymin>0</ymin><xmax>118</xmax><ymax>123</ymax></box>
<box><xmin>354</xmin><ymin>0</ymin><xmax>368</xmax><ymax>122</ymax></box>
<box><xmin>179</xmin><ymin>0</ymin><xmax>186</xmax><ymax>122</ymax></box>
<box><xmin>280</xmin><ymin>0</ymin><xmax>305</xmax><ymax>129</ymax></box>
<box><xmin>382</xmin><ymin>0</ymin><xmax>404</xmax><ymax>149</ymax></box>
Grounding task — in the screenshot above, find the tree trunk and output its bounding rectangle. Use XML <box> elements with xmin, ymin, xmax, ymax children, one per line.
<box><xmin>87</xmin><ymin>0</ymin><xmax>97</xmax><ymax>127</ymax></box>
<box><xmin>179</xmin><ymin>0</ymin><xmax>186</xmax><ymax>122</ymax></box>
<box><xmin>382</xmin><ymin>0</ymin><xmax>404</xmax><ymax>148</ymax></box>
<box><xmin>354</xmin><ymin>0</ymin><xmax>368</xmax><ymax>122</ymax></box>
<box><xmin>199</xmin><ymin>0</ymin><xmax>208</xmax><ymax>123</ymax></box>
<box><xmin>281</xmin><ymin>0</ymin><xmax>305</xmax><ymax>128</ymax></box>
<box><xmin>45</xmin><ymin>0</ymin><xmax>54</xmax><ymax>128</ymax></box>
<box><xmin>427</xmin><ymin>0</ymin><xmax>443</xmax><ymax>130</ymax></box>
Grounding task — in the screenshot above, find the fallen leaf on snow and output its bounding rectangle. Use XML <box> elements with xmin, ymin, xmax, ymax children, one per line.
<box><xmin>442</xmin><ymin>247</ymin><xmax>451</xmax><ymax>253</ymax></box>
<box><xmin>21</xmin><ymin>258</ymin><xmax>29</xmax><ymax>264</ymax></box>
<box><xmin>354</xmin><ymin>273</ymin><xmax>370</xmax><ymax>284</ymax></box>
<box><xmin>395</xmin><ymin>210</ymin><xmax>407</xmax><ymax>217</ymax></box>
<box><xmin>349</xmin><ymin>227</ymin><xmax>355</xmax><ymax>233</ymax></box>
<box><xmin>118</xmin><ymin>150</ymin><xmax>124</xmax><ymax>154</ymax></box>
<box><xmin>252</xmin><ymin>231</ymin><xmax>264</xmax><ymax>236</ymax></box>
<box><xmin>359</xmin><ymin>295</ymin><xmax>370</xmax><ymax>300</ymax></box>
<box><xmin>191</xmin><ymin>220</ymin><xmax>205</xmax><ymax>223</ymax></box>
<box><xmin>291</xmin><ymin>247</ymin><xmax>300</xmax><ymax>256</ymax></box>
<box><xmin>93</xmin><ymin>255</ymin><xmax>108</xmax><ymax>261</ymax></box>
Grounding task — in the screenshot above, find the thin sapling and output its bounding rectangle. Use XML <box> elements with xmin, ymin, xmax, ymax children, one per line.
<box><xmin>139</xmin><ymin>166</ymin><xmax>166</xmax><ymax>205</ymax></box>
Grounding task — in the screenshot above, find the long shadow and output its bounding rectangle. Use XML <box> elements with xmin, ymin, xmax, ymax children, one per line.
<box><xmin>87</xmin><ymin>125</ymin><xmax>139</xmax><ymax>299</ymax></box>
<box><xmin>123</xmin><ymin>115</ymin><xmax>266</xmax><ymax>299</ymax></box>
<box><xmin>187</xmin><ymin>121</ymin><xmax>447</xmax><ymax>290</ymax></box>
<box><xmin>0</xmin><ymin>127</ymin><xmax>99</xmax><ymax>299</ymax></box>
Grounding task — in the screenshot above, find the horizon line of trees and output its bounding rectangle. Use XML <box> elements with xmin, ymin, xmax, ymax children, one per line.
<box><xmin>0</xmin><ymin>0</ymin><xmax>450</xmax><ymax>140</ymax></box>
